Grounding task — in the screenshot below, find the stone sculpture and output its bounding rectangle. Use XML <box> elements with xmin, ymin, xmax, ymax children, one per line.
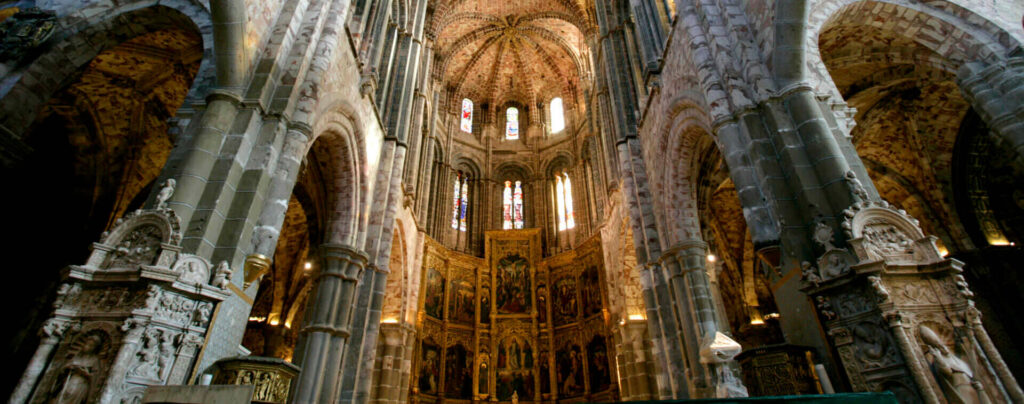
<box><xmin>845</xmin><ymin>171</ymin><xmax>869</xmax><ymax>202</ymax></box>
<box><xmin>156</xmin><ymin>179</ymin><xmax>176</xmax><ymax>210</ymax></box>
<box><xmin>920</xmin><ymin>325</ymin><xmax>988</xmax><ymax>404</ymax></box>
<box><xmin>800</xmin><ymin>262</ymin><xmax>822</xmax><ymax>287</ymax></box>
<box><xmin>47</xmin><ymin>333</ymin><xmax>105</xmax><ymax>404</ymax></box>
<box><xmin>212</xmin><ymin>261</ymin><xmax>232</xmax><ymax>289</ymax></box>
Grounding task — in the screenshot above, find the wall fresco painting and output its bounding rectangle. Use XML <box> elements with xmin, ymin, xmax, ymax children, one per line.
<box><xmin>419</xmin><ymin>341</ymin><xmax>441</xmax><ymax>395</ymax></box>
<box><xmin>556</xmin><ymin>344</ymin><xmax>585</xmax><ymax>397</ymax></box>
<box><xmin>447</xmin><ymin>279</ymin><xmax>475</xmax><ymax>325</ymax></box>
<box><xmin>444</xmin><ymin>344</ymin><xmax>473</xmax><ymax>398</ymax></box>
<box><xmin>553</xmin><ymin>277</ymin><xmax>578</xmax><ymax>326</ymax></box>
<box><xmin>587</xmin><ymin>336</ymin><xmax>612</xmax><ymax>392</ymax></box>
<box><xmin>496</xmin><ymin>253</ymin><xmax>530</xmax><ymax>314</ymax></box>
<box><xmin>581</xmin><ymin>265</ymin><xmax>602</xmax><ymax>317</ymax></box>
<box><xmin>424</xmin><ymin>268</ymin><xmax>445</xmax><ymax>320</ymax></box>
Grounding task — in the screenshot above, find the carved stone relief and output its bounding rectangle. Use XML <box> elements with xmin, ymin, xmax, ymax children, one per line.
<box><xmin>802</xmin><ymin>200</ymin><xmax>1023</xmax><ymax>403</ymax></box>
<box><xmin>16</xmin><ymin>206</ymin><xmax>227</xmax><ymax>404</ymax></box>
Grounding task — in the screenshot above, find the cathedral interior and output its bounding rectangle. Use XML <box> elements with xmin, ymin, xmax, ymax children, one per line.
<box><xmin>2</xmin><ymin>0</ymin><xmax>1024</xmax><ymax>403</ymax></box>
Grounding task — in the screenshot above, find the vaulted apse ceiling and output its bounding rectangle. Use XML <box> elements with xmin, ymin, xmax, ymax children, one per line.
<box><xmin>428</xmin><ymin>0</ymin><xmax>594</xmax><ymax>108</ymax></box>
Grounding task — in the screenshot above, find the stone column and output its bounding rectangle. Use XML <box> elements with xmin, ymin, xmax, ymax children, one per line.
<box><xmin>9</xmin><ymin>320</ymin><xmax>73</xmax><ymax>404</ymax></box>
<box><xmin>958</xmin><ymin>54</ymin><xmax>1024</xmax><ymax>173</ymax></box>
<box><xmin>251</xmin><ymin>128</ymin><xmax>311</xmax><ymax>257</ymax></box>
<box><xmin>660</xmin><ymin>240</ymin><xmax>746</xmax><ymax>398</ymax></box>
<box><xmin>290</xmin><ymin>243</ymin><xmax>369</xmax><ymax>403</ymax></box>
<box><xmin>628</xmin><ymin>0</ymin><xmax>668</xmax><ymax>81</ymax></box>
<box><xmin>616</xmin><ymin>319</ymin><xmax>656</xmax><ymax>400</ymax></box>
<box><xmin>372</xmin><ymin>323</ymin><xmax>409</xmax><ymax>404</ymax></box>
<box><xmin>166</xmin><ymin>91</ymin><xmax>242</xmax><ymax>227</ymax></box>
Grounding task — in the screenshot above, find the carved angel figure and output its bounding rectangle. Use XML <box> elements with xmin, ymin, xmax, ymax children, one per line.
<box><xmin>845</xmin><ymin>170</ymin><xmax>869</xmax><ymax>201</ymax></box>
<box><xmin>816</xmin><ymin>296</ymin><xmax>836</xmax><ymax>320</ymax></box>
<box><xmin>212</xmin><ymin>261</ymin><xmax>232</xmax><ymax>289</ymax></box>
<box><xmin>868</xmin><ymin>276</ymin><xmax>890</xmax><ymax>302</ymax></box>
<box><xmin>920</xmin><ymin>325</ymin><xmax>989</xmax><ymax>404</ymax></box>
<box><xmin>801</xmin><ymin>262</ymin><xmax>822</xmax><ymax>287</ymax></box>
<box><xmin>156</xmin><ymin>179</ymin><xmax>176</xmax><ymax>210</ymax></box>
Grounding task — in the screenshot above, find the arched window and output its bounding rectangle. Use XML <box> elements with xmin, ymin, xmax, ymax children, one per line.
<box><xmin>514</xmin><ymin>180</ymin><xmax>524</xmax><ymax>229</ymax></box>
<box><xmin>503</xmin><ymin>181</ymin><xmax>513</xmax><ymax>229</ymax></box>
<box><xmin>461</xmin><ymin>98</ymin><xmax>473</xmax><ymax>133</ymax></box>
<box><xmin>550</xmin><ymin>97</ymin><xmax>565</xmax><ymax>133</ymax></box>
<box><xmin>506</xmin><ymin>107</ymin><xmax>519</xmax><ymax>140</ymax></box>
<box><xmin>555</xmin><ymin>172</ymin><xmax>575</xmax><ymax>231</ymax></box>
<box><xmin>503</xmin><ymin>180</ymin><xmax>525</xmax><ymax>229</ymax></box>
<box><xmin>451</xmin><ymin>172</ymin><xmax>468</xmax><ymax>231</ymax></box>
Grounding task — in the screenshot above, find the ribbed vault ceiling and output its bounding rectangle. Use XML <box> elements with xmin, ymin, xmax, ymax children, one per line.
<box><xmin>429</xmin><ymin>0</ymin><xmax>593</xmax><ymax>108</ymax></box>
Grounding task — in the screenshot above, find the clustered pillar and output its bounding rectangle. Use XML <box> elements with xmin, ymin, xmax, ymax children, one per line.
<box><xmin>291</xmin><ymin>244</ymin><xmax>370</xmax><ymax>402</ymax></box>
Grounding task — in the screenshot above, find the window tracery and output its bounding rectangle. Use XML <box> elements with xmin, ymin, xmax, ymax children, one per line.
<box><xmin>461</xmin><ymin>99</ymin><xmax>473</xmax><ymax>133</ymax></box>
<box><xmin>502</xmin><ymin>180</ymin><xmax>524</xmax><ymax>229</ymax></box>
<box><xmin>550</xmin><ymin>97</ymin><xmax>565</xmax><ymax>133</ymax></box>
<box><xmin>506</xmin><ymin>107</ymin><xmax>519</xmax><ymax>140</ymax></box>
<box><xmin>556</xmin><ymin>172</ymin><xmax>575</xmax><ymax>231</ymax></box>
<box><xmin>452</xmin><ymin>173</ymin><xmax>468</xmax><ymax>231</ymax></box>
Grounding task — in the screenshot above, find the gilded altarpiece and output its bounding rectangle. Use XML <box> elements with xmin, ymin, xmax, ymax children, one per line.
<box><xmin>412</xmin><ymin>230</ymin><xmax>618</xmax><ymax>403</ymax></box>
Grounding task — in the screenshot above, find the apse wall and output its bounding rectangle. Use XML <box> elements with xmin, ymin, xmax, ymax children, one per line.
<box><xmin>412</xmin><ymin>229</ymin><xmax>617</xmax><ymax>402</ymax></box>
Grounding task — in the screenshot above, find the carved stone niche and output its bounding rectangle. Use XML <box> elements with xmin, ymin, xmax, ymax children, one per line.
<box><xmin>11</xmin><ymin>206</ymin><xmax>232</xmax><ymax>404</ymax></box>
<box><xmin>803</xmin><ymin>201</ymin><xmax>1024</xmax><ymax>404</ymax></box>
<box><xmin>210</xmin><ymin>357</ymin><xmax>300</xmax><ymax>404</ymax></box>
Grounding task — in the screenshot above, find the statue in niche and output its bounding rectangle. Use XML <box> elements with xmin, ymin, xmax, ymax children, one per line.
<box><xmin>496</xmin><ymin>253</ymin><xmax>530</xmax><ymax>314</ymax></box>
<box><xmin>536</xmin><ymin>285</ymin><xmax>548</xmax><ymax>324</ymax></box>
<box><xmin>47</xmin><ymin>332</ymin><xmax>107</xmax><ymax>404</ymax></box>
<box><xmin>480</xmin><ymin>287</ymin><xmax>490</xmax><ymax>323</ymax></box>
<box><xmin>509</xmin><ymin>340</ymin><xmax>521</xmax><ymax>369</ymax></box>
<box><xmin>920</xmin><ymin>325</ymin><xmax>989</xmax><ymax>404</ymax></box>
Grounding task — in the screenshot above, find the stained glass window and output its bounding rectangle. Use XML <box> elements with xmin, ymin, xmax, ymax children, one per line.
<box><xmin>556</xmin><ymin>176</ymin><xmax>567</xmax><ymax>231</ymax></box>
<box><xmin>506</xmin><ymin>107</ymin><xmax>519</xmax><ymax>140</ymax></box>
<box><xmin>563</xmin><ymin>173</ymin><xmax>575</xmax><ymax>229</ymax></box>
<box><xmin>502</xmin><ymin>181</ymin><xmax>513</xmax><ymax>230</ymax></box>
<box><xmin>452</xmin><ymin>173</ymin><xmax>462</xmax><ymax>229</ymax></box>
<box><xmin>555</xmin><ymin>172</ymin><xmax>575</xmax><ymax>231</ymax></box>
<box><xmin>459</xmin><ymin>176</ymin><xmax>468</xmax><ymax>231</ymax></box>
<box><xmin>513</xmin><ymin>180</ymin><xmax>524</xmax><ymax>229</ymax></box>
<box><xmin>461</xmin><ymin>99</ymin><xmax>473</xmax><ymax>133</ymax></box>
<box><xmin>550</xmin><ymin>97</ymin><xmax>565</xmax><ymax>133</ymax></box>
